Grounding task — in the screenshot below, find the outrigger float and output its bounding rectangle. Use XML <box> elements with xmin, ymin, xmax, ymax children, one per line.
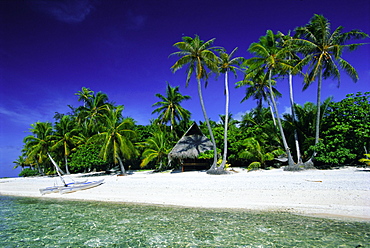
<box><xmin>39</xmin><ymin>153</ymin><xmax>104</xmax><ymax>195</ymax></box>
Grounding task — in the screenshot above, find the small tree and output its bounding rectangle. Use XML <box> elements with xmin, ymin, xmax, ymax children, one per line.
<box><xmin>140</xmin><ymin>131</ymin><xmax>171</xmax><ymax>171</ymax></box>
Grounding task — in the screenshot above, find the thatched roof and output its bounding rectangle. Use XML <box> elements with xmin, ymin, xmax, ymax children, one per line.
<box><xmin>168</xmin><ymin>122</ymin><xmax>213</xmax><ymax>160</ymax></box>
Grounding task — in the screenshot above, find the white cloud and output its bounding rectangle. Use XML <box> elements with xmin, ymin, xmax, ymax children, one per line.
<box><xmin>283</xmin><ymin>106</ymin><xmax>291</xmax><ymax>116</ymax></box>
<box><xmin>0</xmin><ymin>106</ymin><xmax>41</xmax><ymax>127</ymax></box>
<box><xmin>0</xmin><ymin>95</ymin><xmax>75</xmax><ymax>128</ymax></box>
<box><xmin>234</xmin><ymin>111</ymin><xmax>248</xmax><ymax>122</ymax></box>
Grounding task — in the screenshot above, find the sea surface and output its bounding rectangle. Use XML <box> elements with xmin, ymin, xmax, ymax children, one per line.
<box><xmin>1</xmin><ymin>195</ymin><xmax>369</xmax><ymax>247</ymax></box>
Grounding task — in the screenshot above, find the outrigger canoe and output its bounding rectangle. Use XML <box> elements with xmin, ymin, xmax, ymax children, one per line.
<box><xmin>40</xmin><ymin>153</ymin><xmax>104</xmax><ymax>195</ymax></box>
<box><xmin>39</xmin><ymin>180</ymin><xmax>87</xmax><ymax>195</ymax></box>
<box><xmin>59</xmin><ymin>179</ymin><xmax>104</xmax><ymax>194</ymax></box>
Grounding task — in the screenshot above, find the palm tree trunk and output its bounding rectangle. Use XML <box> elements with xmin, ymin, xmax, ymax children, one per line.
<box><xmin>312</xmin><ymin>67</ymin><xmax>323</xmax><ymax>159</ymax></box>
<box><xmin>268</xmin><ymin>70</ymin><xmax>294</xmax><ymax>166</ymax></box>
<box><xmin>288</xmin><ymin>73</ymin><xmax>302</xmax><ymax>164</ymax></box>
<box><xmin>266</xmin><ymin>98</ymin><xmax>277</xmax><ymax>127</ymax></box>
<box><xmin>35</xmin><ymin>158</ymin><xmax>45</xmax><ymax>176</ymax></box>
<box><xmin>196</xmin><ymin>79</ymin><xmax>218</xmax><ymax>170</ymax></box>
<box><xmin>117</xmin><ymin>156</ymin><xmax>126</xmax><ymax>175</ymax></box>
<box><xmin>64</xmin><ymin>155</ymin><xmax>70</xmax><ymax>174</ymax></box>
<box><xmin>314</xmin><ymin>69</ymin><xmax>322</xmax><ymax>146</ymax></box>
<box><xmin>219</xmin><ymin>71</ymin><xmax>229</xmax><ymax>170</ymax></box>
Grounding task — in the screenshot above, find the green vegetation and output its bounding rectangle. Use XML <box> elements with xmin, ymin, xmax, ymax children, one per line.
<box><xmin>16</xmin><ymin>15</ymin><xmax>369</xmax><ymax>175</ymax></box>
<box><xmin>313</xmin><ymin>92</ymin><xmax>370</xmax><ymax>166</ymax></box>
<box><xmin>18</xmin><ymin>168</ymin><xmax>39</xmax><ymax>177</ymax></box>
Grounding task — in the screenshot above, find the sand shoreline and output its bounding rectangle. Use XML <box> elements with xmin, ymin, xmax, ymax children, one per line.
<box><xmin>1</xmin><ymin>167</ymin><xmax>369</xmax><ymax>222</ymax></box>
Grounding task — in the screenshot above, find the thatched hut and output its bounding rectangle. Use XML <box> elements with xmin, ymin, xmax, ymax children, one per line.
<box><xmin>168</xmin><ymin>122</ymin><xmax>213</xmax><ymax>171</ymax></box>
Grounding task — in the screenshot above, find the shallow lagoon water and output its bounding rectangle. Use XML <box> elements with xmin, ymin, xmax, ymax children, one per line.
<box><xmin>1</xmin><ymin>196</ymin><xmax>369</xmax><ymax>247</ymax></box>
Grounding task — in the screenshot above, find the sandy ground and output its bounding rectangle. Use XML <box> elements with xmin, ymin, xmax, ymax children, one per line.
<box><xmin>1</xmin><ymin>167</ymin><xmax>369</xmax><ymax>221</ymax></box>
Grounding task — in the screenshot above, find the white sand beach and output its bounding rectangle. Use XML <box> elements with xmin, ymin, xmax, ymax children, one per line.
<box><xmin>1</xmin><ymin>167</ymin><xmax>369</xmax><ymax>221</ymax></box>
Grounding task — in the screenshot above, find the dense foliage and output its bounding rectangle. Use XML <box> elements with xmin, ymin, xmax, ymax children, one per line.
<box><xmin>313</xmin><ymin>92</ymin><xmax>370</xmax><ymax>165</ymax></box>
<box><xmin>68</xmin><ymin>143</ymin><xmax>109</xmax><ymax>173</ymax></box>
<box><xmin>18</xmin><ymin>168</ymin><xmax>39</xmax><ymax>177</ymax></box>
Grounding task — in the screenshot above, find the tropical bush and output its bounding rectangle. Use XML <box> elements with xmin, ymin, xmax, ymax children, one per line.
<box><xmin>68</xmin><ymin>143</ymin><xmax>109</xmax><ymax>173</ymax></box>
<box><xmin>313</xmin><ymin>92</ymin><xmax>370</xmax><ymax>166</ymax></box>
<box><xmin>19</xmin><ymin>168</ymin><xmax>39</xmax><ymax>177</ymax></box>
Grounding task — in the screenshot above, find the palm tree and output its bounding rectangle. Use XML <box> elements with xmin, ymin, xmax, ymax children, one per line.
<box><xmin>75</xmin><ymin>90</ymin><xmax>111</xmax><ymax>135</ymax></box>
<box><xmin>170</xmin><ymin>35</ymin><xmax>220</xmax><ymax>172</ymax></box>
<box><xmin>140</xmin><ymin>131</ymin><xmax>171</xmax><ymax>171</ymax></box>
<box><xmin>237</xmin><ymin>69</ymin><xmax>281</xmax><ymax>126</ymax></box>
<box><xmin>152</xmin><ymin>83</ymin><xmax>191</xmax><ymax>133</ymax></box>
<box><xmin>279</xmin><ymin>31</ymin><xmax>309</xmax><ymax>164</ymax></box>
<box><xmin>13</xmin><ymin>155</ymin><xmax>28</xmax><ymax>171</ymax></box>
<box><xmin>239</xmin><ymin>137</ymin><xmax>284</xmax><ymax>170</ymax></box>
<box><xmin>283</xmin><ymin>98</ymin><xmax>332</xmax><ymax>161</ymax></box>
<box><xmin>290</xmin><ymin>14</ymin><xmax>369</xmax><ymax>154</ymax></box>
<box><xmin>217</xmin><ymin>47</ymin><xmax>244</xmax><ymax>170</ymax></box>
<box><xmin>244</xmin><ymin>30</ymin><xmax>295</xmax><ymax>166</ymax></box>
<box><xmin>51</xmin><ymin>115</ymin><xmax>82</xmax><ymax>174</ymax></box>
<box><xmin>23</xmin><ymin>122</ymin><xmax>55</xmax><ymax>175</ymax></box>
<box><xmin>90</xmin><ymin>105</ymin><xmax>137</xmax><ymax>175</ymax></box>
<box><xmin>75</xmin><ymin>87</ymin><xmax>94</xmax><ymax>107</ymax></box>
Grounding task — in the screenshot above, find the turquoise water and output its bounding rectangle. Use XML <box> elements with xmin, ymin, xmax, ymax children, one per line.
<box><xmin>1</xmin><ymin>196</ymin><xmax>369</xmax><ymax>247</ymax></box>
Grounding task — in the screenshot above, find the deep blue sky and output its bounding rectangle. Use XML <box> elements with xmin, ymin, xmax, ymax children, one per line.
<box><xmin>1</xmin><ymin>0</ymin><xmax>369</xmax><ymax>177</ymax></box>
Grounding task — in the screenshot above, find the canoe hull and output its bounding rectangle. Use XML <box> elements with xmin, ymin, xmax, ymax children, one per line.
<box><xmin>39</xmin><ymin>179</ymin><xmax>104</xmax><ymax>195</ymax></box>
<box><xmin>59</xmin><ymin>179</ymin><xmax>104</xmax><ymax>194</ymax></box>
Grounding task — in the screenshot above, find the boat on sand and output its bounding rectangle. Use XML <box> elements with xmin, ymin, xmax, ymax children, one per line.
<box><xmin>39</xmin><ymin>153</ymin><xmax>104</xmax><ymax>195</ymax></box>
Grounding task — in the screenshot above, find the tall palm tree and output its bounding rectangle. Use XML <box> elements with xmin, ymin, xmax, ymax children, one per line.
<box><xmin>279</xmin><ymin>31</ymin><xmax>309</xmax><ymax>164</ymax></box>
<box><xmin>90</xmin><ymin>105</ymin><xmax>137</xmax><ymax>175</ymax></box>
<box><xmin>23</xmin><ymin>122</ymin><xmax>55</xmax><ymax>175</ymax></box>
<box><xmin>290</xmin><ymin>14</ymin><xmax>369</xmax><ymax>153</ymax></box>
<box><xmin>244</xmin><ymin>30</ymin><xmax>295</xmax><ymax>166</ymax></box>
<box><xmin>217</xmin><ymin>47</ymin><xmax>244</xmax><ymax>170</ymax></box>
<box><xmin>170</xmin><ymin>35</ymin><xmax>220</xmax><ymax>171</ymax></box>
<box><xmin>51</xmin><ymin>115</ymin><xmax>82</xmax><ymax>174</ymax></box>
<box><xmin>152</xmin><ymin>83</ymin><xmax>191</xmax><ymax>133</ymax></box>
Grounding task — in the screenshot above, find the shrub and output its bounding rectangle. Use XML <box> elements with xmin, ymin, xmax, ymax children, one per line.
<box><xmin>19</xmin><ymin>168</ymin><xmax>39</xmax><ymax>177</ymax></box>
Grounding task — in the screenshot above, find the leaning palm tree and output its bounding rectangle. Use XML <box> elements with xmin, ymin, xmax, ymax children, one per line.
<box><xmin>90</xmin><ymin>105</ymin><xmax>137</xmax><ymax>175</ymax></box>
<box><xmin>279</xmin><ymin>31</ymin><xmax>309</xmax><ymax>164</ymax></box>
<box><xmin>290</xmin><ymin>14</ymin><xmax>369</xmax><ymax>155</ymax></box>
<box><xmin>152</xmin><ymin>83</ymin><xmax>191</xmax><ymax>133</ymax></box>
<box><xmin>244</xmin><ymin>30</ymin><xmax>295</xmax><ymax>166</ymax></box>
<box><xmin>217</xmin><ymin>47</ymin><xmax>244</xmax><ymax>170</ymax></box>
<box><xmin>170</xmin><ymin>35</ymin><xmax>220</xmax><ymax>172</ymax></box>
